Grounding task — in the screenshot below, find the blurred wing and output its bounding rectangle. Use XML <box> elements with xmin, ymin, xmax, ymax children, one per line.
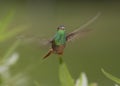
<box><xmin>66</xmin><ymin>12</ymin><xmax>101</xmax><ymax>42</ymax></box>
<box><xmin>16</xmin><ymin>34</ymin><xmax>52</xmax><ymax>46</ymax></box>
<box><xmin>66</xmin><ymin>29</ymin><xmax>92</xmax><ymax>42</ymax></box>
<box><xmin>39</xmin><ymin>37</ymin><xmax>54</xmax><ymax>46</ymax></box>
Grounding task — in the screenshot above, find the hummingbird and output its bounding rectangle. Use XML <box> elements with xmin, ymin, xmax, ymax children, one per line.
<box><xmin>43</xmin><ymin>12</ymin><xmax>101</xmax><ymax>59</ymax></box>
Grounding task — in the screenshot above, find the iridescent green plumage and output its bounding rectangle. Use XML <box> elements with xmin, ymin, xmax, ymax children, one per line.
<box><xmin>54</xmin><ymin>29</ymin><xmax>66</xmax><ymax>45</ymax></box>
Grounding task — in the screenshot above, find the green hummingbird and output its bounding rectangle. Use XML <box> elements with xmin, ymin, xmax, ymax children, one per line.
<box><xmin>43</xmin><ymin>12</ymin><xmax>101</xmax><ymax>59</ymax></box>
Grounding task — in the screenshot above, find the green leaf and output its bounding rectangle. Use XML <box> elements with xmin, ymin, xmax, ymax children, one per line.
<box><xmin>59</xmin><ymin>60</ymin><xmax>74</xmax><ymax>86</ymax></box>
<box><xmin>75</xmin><ymin>72</ymin><xmax>88</xmax><ymax>86</ymax></box>
<box><xmin>0</xmin><ymin>26</ymin><xmax>28</xmax><ymax>42</ymax></box>
<box><xmin>0</xmin><ymin>10</ymin><xmax>15</xmax><ymax>34</ymax></box>
<box><xmin>1</xmin><ymin>40</ymin><xmax>21</xmax><ymax>64</ymax></box>
<box><xmin>0</xmin><ymin>10</ymin><xmax>29</xmax><ymax>42</ymax></box>
<box><xmin>101</xmin><ymin>68</ymin><xmax>120</xmax><ymax>85</ymax></box>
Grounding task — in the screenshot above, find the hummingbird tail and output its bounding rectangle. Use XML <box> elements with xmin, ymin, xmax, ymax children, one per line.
<box><xmin>42</xmin><ymin>49</ymin><xmax>53</xmax><ymax>59</ymax></box>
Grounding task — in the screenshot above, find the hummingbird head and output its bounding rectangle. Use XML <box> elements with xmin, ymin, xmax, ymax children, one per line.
<box><xmin>57</xmin><ymin>25</ymin><xmax>65</xmax><ymax>30</ymax></box>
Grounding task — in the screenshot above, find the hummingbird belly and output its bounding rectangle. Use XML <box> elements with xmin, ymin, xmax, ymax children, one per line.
<box><xmin>52</xmin><ymin>45</ymin><xmax>65</xmax><ymax>55</ymax></box>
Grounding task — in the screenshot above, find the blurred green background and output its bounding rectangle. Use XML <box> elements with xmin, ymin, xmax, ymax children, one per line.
<box><xmin>0</xmin><ymin>0</ymin><xmax>120</xmax><ymax>86</ymax></box>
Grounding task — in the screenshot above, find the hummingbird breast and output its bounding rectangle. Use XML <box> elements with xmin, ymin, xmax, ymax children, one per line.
<box><xmin>51</xmin><ymin>41</ymin><xmax>66</xmax><ymax>55</ymax></box>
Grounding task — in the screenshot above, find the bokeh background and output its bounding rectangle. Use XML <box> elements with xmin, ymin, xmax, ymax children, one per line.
<box><xmin>0</xmin><ymin>0</ymin><xmax>120</xmax><ymax>86</ymax></box>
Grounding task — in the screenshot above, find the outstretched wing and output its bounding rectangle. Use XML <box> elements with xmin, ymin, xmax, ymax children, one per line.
<box><xmin>66</xmin><ymin>12</ymin><xmax>101</xmax><ymax>42</ymax></box>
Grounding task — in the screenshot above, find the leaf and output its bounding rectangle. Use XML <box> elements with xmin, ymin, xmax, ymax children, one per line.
<box><xmin>75</xmin><ymin>72</ymin><xmax>88</xmax><ymax>86</ymax></box>
<box><xmin>0</xmin><ymin>26</ymin><xmax>28</xmax><ymax>42</ymax></box>
<box><xmin>1</xmin><ymin>40</ymin><xmax>21</xmax><ymax>64</ymax></box>
<box><xmin>59</xmin><ymin>60</ymin><xmax>74</xmax><ymax>86</ymax></box>
<box><xmin>0</xmin><ymin>10</ymin><xmax>15</xmax><ymax>34</ymax></box>
<box><xmin>101</xmin><ymin>68</ymin><xmax>120</xmax><ymax>85</ymax></box>
<box><xmin>0</xmin><ymin>9</ymin><xmax>29</xmax><ymax>42</ymax></box>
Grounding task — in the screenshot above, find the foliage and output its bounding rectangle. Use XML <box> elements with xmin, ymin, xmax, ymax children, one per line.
<box><xmin>59</xmin><ymin>58</ymin><xmax>97</xmax><ymax>86</ymax></box>
<box><xmin>0</xmin><ymin>44</ymin><xmax>29</xmax><ymax>86</ymax></box>
<box><xmin>102</xmin><ymin>68</ymin><xmax>120</xmax><ymax>85</ymax></box>
<box><xmin>0</xmin><ymin>10</ymin><xmax>29</xmax><ymax>86</ymax></box>
<box><xmin>59</xmin><ymin>60</ymin><xmax>74</xmax><ymax>86</ymax></box>
<box><xmin>0</xmin><ymin>10</ymin><xmax>28</xmax><ymax>42</ymax></box>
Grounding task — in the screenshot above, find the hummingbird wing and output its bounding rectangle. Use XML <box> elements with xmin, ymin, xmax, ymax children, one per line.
<box><xmin>17</xmin><ymin>12</ymin><xmax>101</xmax><ymax>45</ymax></box>
<box><xmin>66</xmin><ymin>12</ymin><xmax>101</xmax><ymax>42</ymax></box>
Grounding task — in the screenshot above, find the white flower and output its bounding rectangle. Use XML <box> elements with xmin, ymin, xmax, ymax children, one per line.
<box><xmin>115</xmin><ymin>84</ymin><xmax>119</xmax><ymax>86</ymax></box>
<box><xmin>0</xmin><ymin>52</ymin><xmax>19</xmax><ymax>79</ymax></box>
<box><xmin>75</xmin><ymin>72</ymin><xmax>88</xmax><ymax>86</ymax></box>
<box><xmin>5</xmin><ymin>52</ymin><xmax>19</xmax><ymax>66</ymax></box>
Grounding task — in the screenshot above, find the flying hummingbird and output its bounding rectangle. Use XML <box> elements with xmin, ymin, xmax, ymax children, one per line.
<box><xmin>42</xmin><ymin>12</ymin><xmax>101</xmax><ymax>59</ymax></box>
